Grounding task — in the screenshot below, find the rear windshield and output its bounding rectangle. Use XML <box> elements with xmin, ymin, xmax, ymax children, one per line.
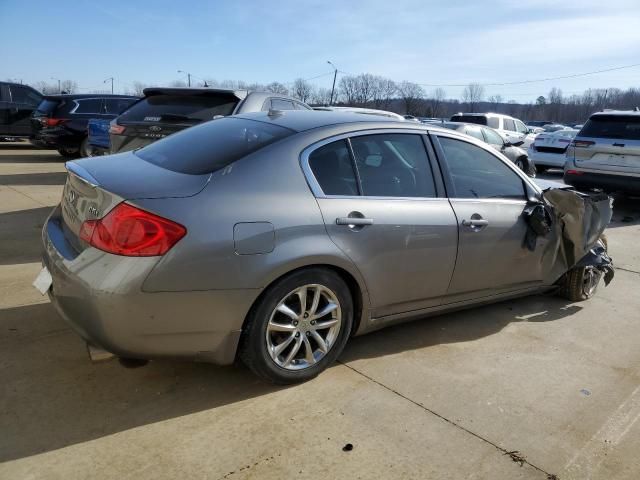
<box><xmin>36</xmin><ymin>99</ymin><xmax>61</xmax><ymax>114</ymax></box>
<box><xmin>579</xmin><ymin>115</ymin><xmax>640</xmax><ymax>140</ymax></box>
<box><xmin>451</xmin><ymin>115</ymin><xmax>488</xmax><ymax>126</ymax></box>
<box><xmin>135</xmin><ymin>117</ymin><xmax>295</xmax><ymax>174</ymax></box>
<box><xmin>118</xmin><ymin>94</ymin><xmax>239</xmax><ymax>123</ymax></box>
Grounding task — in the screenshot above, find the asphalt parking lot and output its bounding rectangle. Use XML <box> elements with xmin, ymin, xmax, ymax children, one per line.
<box><xmin>1</xmin><ymin>143</ymin><xmax>639</xmax><ymax>479</ymax></box>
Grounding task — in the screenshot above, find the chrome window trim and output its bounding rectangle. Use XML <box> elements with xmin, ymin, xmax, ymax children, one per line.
<box><xmin>299</xmin><ymin>127</ymin><xmax>438</xmax><ymax>200</ymax></box>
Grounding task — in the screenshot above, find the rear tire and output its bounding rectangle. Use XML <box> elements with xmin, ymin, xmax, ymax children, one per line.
<box><xmin>239</xmin><ymin>268</ymin><xmax>353</xmax><ymax>384</ymax></box>
<box><xmin>79</xmin><ymin>137</ymin><xmax>93</xmax><ymax>158</ymax></box>
<box><xmin>57</xmin><ymin>147</ymin><xmax>79</xmax><ymax>159</ymax></box>
<box><xmin>536</xmin><ymin>165</ymin><xmax>548</xmax><ymax>174</ymax></box>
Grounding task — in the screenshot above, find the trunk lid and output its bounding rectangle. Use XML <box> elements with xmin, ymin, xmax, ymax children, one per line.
<box><xmin>573</xmin><ymin>114</ymin><xmax>640</xmax><ymax>174</ymax></box>
<box><xmin>60</xmin><ymin>154</ymin><xmax>210</xmax><ymax>251</ymax></box>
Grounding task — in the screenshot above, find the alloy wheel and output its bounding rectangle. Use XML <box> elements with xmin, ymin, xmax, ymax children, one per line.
<box><xmin>265</xmin><ymin>284</ymin><xmax>342</xmax><ymax>370</ymax></box>
<box><xmin>582</xmin><ymin>266</ymin><xmax>601</xmax><ymax>297</ymax></box>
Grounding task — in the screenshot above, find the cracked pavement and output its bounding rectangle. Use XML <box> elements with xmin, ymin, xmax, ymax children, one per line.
<box><xmin>1</xmin><ymin>144</ymin><xmax>639</xmax><ymax>479</ymax></box>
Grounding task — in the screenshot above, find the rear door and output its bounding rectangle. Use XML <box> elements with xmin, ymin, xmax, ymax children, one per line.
<box><xmin>432</xmin><ymin>133</ymin><xmax>548</xmax><ymax>303</ymax></box>
<box><xmin>8</xmin><ymin>84</ymin><xmax>42</xmax><ymax>136</ymax></box>
<box><xmin>304</xmin><ymin>131</ymin><xmax>458</xmax><ymax>318</ymax></box>
<box><xmin>573</xmin><ymin>114</ymin><xmax>640</xmax><ymax>175</ymax></box>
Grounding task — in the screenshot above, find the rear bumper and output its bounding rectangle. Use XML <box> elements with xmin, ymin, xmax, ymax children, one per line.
<box><xmin>564</xmin><ymin>169</ymin><xmax>640</xmax><ymax>193</ymax></box>
<box><xmin>528</xmin><ymin>149</ymin><xmax>568</xmax><ymax>168</ymax></box>
<box><xmin>41</xmin><ymin>208</ymin><xmax>259</xmax><ymax>365</ymax></box>
<box><xmin>31</xmin><ymin>129</ymin><xmax>83</xmax><ymax>149</ymax></box>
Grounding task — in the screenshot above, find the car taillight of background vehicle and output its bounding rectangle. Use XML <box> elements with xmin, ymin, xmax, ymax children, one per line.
<box><xmin>571</xmin><ymin>140</ymin><xmax>595</xmax><ymax>148</ymax></box>
<box><xmin>40</xmin><ymin>118</ymin><xmax>68</xmax><ymax>127</ymax></box>
<box><xmin>109</xmin><ymin>124</ymin><xmax>126</xmax><ymax>135</ymax></box>
<box><xmin>79</xmin><ymin>203</ymin><xmax>186</xmax><ymax>256</ymax></box>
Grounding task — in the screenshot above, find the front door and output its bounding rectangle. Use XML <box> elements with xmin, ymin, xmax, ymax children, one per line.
<box><xmin>433</xmin><ymin>134</ymin><xmax>548</xmax><ymax>303</ymax></box>
<box><xmin>304</xmin><ymin>132</ymin><xmax>459</xmax><ymax>318</ymax></box>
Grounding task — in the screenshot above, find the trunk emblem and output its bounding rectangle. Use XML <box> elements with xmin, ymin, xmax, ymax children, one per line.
<box><xmin>149</xmin><ymin>126</ymin><xmax>162</xmax><ymax>132</ymax></box>
<box><xmin>66</xmin><ymin>189</ymin><xmax>77</xmax><ymax>205</ymax></box>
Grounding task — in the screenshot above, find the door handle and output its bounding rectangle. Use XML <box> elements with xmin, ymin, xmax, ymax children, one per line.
<box><xmin>462</xmin><ymin>218</ymin><xmax>489</xmax><ymax>229</ymax></box>
<box><xmin>336</xmin><ymin>217</ymin><xmax>374</xmax><ymax>226</ymax></box>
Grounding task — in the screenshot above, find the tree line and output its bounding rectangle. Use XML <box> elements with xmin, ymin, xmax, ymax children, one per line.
<box><xmin>15</xmin><ymin>74</ymin><xmax>640</xmax><ymax>123</ymax></box>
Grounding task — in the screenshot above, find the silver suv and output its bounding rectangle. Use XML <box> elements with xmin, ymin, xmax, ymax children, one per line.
<box><xmin>564</xmin><ymin>110</ymin><xmax>640</xmax><ymax>193</ymax></box>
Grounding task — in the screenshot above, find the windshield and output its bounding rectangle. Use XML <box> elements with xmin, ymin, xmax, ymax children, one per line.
<box><xmin>135</xmin><ymin>117</ymin><xmax>295</xmax><ymax>175</ymax></box>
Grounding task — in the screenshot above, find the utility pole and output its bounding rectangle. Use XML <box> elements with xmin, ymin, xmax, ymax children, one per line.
<box><xmin>51</xmin><ymin>77</ymin><xmax>61</xmax><ymax>94</ymax></box>
<box><xmin>104</xmin><ymin>77</ymin><xmax>114</xmax><ymax>94</ymax></box>
<box><xmin>177</xmin><ymin>70</ymin><xmax>191</xmax><ymax>87</ymax></box>
<box><xmin>327</xmin><ymin>61</ymin><xmax>338</xmax><ymax>105</ymax></box>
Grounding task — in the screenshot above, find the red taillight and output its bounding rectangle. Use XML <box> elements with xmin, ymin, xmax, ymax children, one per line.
<box><xmin>41</xmin><ymin>118</ymin><xmax>68</xmax><ymax>127</ymax></box>
<box><xmin>571</xmin><ymin>140</ymin><xmax>595</xmax><ymax>148</ymax></box>
<box><xmin>565</xmin><ymin>169</ymin><xmax>584</xmax><ymax>176</ymax></box>
<box><xmin>109</xmin><ymin>124</ymin><xmax>126</xmax><ymax>135</ymax></box>
<box><xmin>79</xmin><ymin>203</ymin><xmax>186</xmax><ymax>256</ymax></box>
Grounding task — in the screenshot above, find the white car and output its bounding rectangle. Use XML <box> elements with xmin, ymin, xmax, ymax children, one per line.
<box><xmin>528</xmin><ymin>129</ymin><xmax>578</xmax><ymax>172</ymax></box>
<box><xmin>450</xmin><ymin>112</ymin><xmax>530</xmax><ymax>145</ymax></box>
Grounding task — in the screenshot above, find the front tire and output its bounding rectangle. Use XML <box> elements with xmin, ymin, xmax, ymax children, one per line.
<box><xmin>239</xmin><ymin>268</ymin><xmax>353</xmax><ymax>384</ymax></box>
<box><xmin>557</xmin><ymin>234</ymin><xmax>608</xmax><ymax>301</ymax></box>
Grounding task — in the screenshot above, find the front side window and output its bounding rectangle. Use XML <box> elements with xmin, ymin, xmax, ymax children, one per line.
<box><xmin>437</xmin><ymin>137</ymin><xmax>525</xmax><ymax>199</ymax></box>
<box><xmin>350</xmin><ymin>134</ymin><xmax>436</xmax><ymax>197</ymax></box>
<box><xmin>104</xmin><ymin>98</ymin><xmax>136</xmax><ymax>115</ymax></box>
<box><xmin>503</xmin><ymin>118</ymin><xmax>516</xmax><ymax>131</ymax></box>
<box><xmin>73</xmin><ymin>99</ymin><xmax>102</xmax><ymax>114</ymax></box>
<box><xmin>515</xmin><ymin>120</ymin><xmax>528</xmax><ymax>134</ymax></box>
<box><xmin>271</xmin><ymin>98</ymin><xmax>296</xmax><ymax>110</ymax></box>
<box><xmin>308</xmin><ymin>140</ymin><xmax>359</xmax><ymax>196</ymax></box>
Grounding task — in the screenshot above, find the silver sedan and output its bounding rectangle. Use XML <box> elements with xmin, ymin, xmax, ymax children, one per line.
<box><xmin>36</xmin><ymin>111</ymin><xmax>613</xmax><ymax>383</ymax></box>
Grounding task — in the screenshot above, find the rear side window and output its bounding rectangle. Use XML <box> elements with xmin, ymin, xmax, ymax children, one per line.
<box><xmin>464</xmin><ymin>127</ymin><xmax>484</xmax><ymax>141</ymax></box>
<box><xmin>503</xmin><ymin>118</ymin><xmax>516</xmax><ymax>131</ymax></box>
<box><xmin>482</xmin><ymin>127</ymin><xmax>504</xmax><ymax>146</ymax></box>
<box><xmin>580</xmin><ymin>115</ymin><xmax>640</xmax><ymax>140</ymax></box>
<box><xmin>308</xmin><ymin>140</ymin><xmax>359</xmax><ymax>195</ymax></box>
<box><xmin>10</xmin><ymin>85</ymin><xmax>41</xmax><ymax>106</ymax></box>
<box><xmin>118</xmin><ymin>94</ymin><xmax>239</xmax><ymax>123</ymax></box>
<box><xmin>487</xmin><ymin>117</ymin><xmax>499</xmax><ymax>129</ymax></box>
<box><xmin>104</xmin><ymin>98</ymin><xmax>136</xmax><ymax>115</ymax></box>
<box><xmin>437</xmin><ymin>137</ymin><xmax>525</xmax><ymax>199</ymax></box>
<box><xmin>73</xmin><ymin>99</ymin><xmax>102</xmax><ymax>114</ymax></box>
<box><xmin>135</xmin><ymin>117</ymin><xmax>294</xmax><ymax>175</ymax></box>
<box><xmin>350</xmin><ymin>134</ymin><xmax>436</xmax><ymax>197</ymax></box>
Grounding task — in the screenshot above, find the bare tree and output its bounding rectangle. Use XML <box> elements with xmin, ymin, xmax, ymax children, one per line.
<box><xmin>352</xmin><ymin>73</ymin><xmax>376</xmax><ymax>106</ymax></box>
<box><xmin>338</xmin><ymin>75</ymin><xmax>359</xmax><ymax>105</ymax></box>
<box><xmin>292</xmin><ymin>78</ymin><xmax>313</xmax><ymax>103</ymax></box>
<box><xmin>427</xmin><ymin>88</ymin><xmax>447</xmax><ymax>117</ymax></box>
<box><xmin>32</xmin><ymin>81</ymin><xmax>58</xmax><ymax>95</ymax></box>
<box><xmin>379</xmin><ymin>78</ymin><xmax>397</xmax><ymax>109</ymax></box>
<box><xmin>311</xmin><ymin>87</ymin><xmax>332</xmax><ymax>106</ymax></box>
<box><xmin>461</xmin><ymin>83</ymin><xmax>485</xmax><ymax>112</ymax></box>
<box><xmin>397</xmin><ymin>81</ymin><xmax>424</xmax><ymax>115</ymax></box>
<box><xmin>487</xmin><ymin>94</ymin><xmax>503</xmax><ymax>111</ymax></box>
<box><xmin>266</xmin><ymin>82</ymin><xmax>289</xmax><ymax>95</ymax></box>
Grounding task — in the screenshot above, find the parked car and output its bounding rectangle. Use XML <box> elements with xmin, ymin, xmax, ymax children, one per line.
<box><xmin>542</xmin><ymin>123</ymin><xmax>570</xmax><ymax>132</ymax></box>
<box><xmin>313</xmin><ymin>106</ymin><xmax>404</xmax><ymax>120</ymax></box>
<box><xmin>403</xmin><ymin>114</ymin><xmax>421</xmax><ymax>122</ymax></box>
<box><xmin>527</xmin><ymin>126</ymin><xmax>545</xmax><ymax>134</ymax></box>
<box><xmin>0</xmin><ymin>81</ymin><xmax>43</xmax><ymax>139</ymax></box>
<box><xmin>31</xmin><ymin>94</ymin><xmax>137</xmax><ymax>158</ymax></box>
<box><xmin>36</xmin><ymin>110</ymin><xmax>613</xmax><ymax>384</ymax></box>
<box><xmin>110</xmin><ymin>88</ymin><xmax>311</xmax><ymax>154</ymax></box>
<box><xmin>440</xmin><ymin>121</ymin><xmax>536</xmax><ymax>176</ymax></box>
<box><xmin>526</xmin><ymin>120</ymin><xmax>553</xmax><ymax>128</ymax></box>
<box><xmin>450</xmin><ymin>112</ymin><xmax>530</xmax><ymax>144</ymax></box>
<box><xmin>528</xmin><ymin>129</ymin><xmax>578</xmax><ymax>172</ymax></box>
<box><xmin>564</xmin><ymin>110</ymin><xmax>640</xmax><ymax>193</ymax></box>
<box><xmin>87</xmin><ymin>118</ymin><xmax>111</xmax><ymax>156</ymax></box>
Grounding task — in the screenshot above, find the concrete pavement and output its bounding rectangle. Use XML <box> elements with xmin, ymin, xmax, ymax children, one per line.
<box><xmin>1</xmin><ymin>145</ymin><xmax>639</xmax><ymax>479</ymax></box>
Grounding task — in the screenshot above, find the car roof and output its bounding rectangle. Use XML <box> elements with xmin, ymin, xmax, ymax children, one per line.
<box><xmin>590</xmin><ymin>109</ymin><xmax>640</xmax><ymax>117</ymax></box>
<box><xmin>142</xmin><ymin>87</ymin><xmax>248</xmax><ymax>99</ymax></box>
<box><xmin>234</xmin><ymin>110</ymin><xmax>431</xmax><ymax>133</ymax></box>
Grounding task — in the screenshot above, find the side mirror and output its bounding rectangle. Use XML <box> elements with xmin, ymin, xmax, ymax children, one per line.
<box><xmin>512</xmin><ymin>140</ymin><xmax>525</xmax><ymax>147</ymax></box>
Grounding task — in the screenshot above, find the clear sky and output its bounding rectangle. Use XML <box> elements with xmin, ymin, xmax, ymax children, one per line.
<box><xmin>2</xmin><ymin>0</ymin><xmax>639</xmax><ymax>102</ymax></box>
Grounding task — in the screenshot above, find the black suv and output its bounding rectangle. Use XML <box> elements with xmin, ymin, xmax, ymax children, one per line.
<box><xmin>0</xmin><ymin>81</ymin><xmax>43</xmax><ymax>139</ymax></box>
<box><xmin>110</xmin><ymin>88</ymin><xmax>311</xmax><ymax>153</ymax></box>
<box><xmin>31</xmin><ymin>94</ymin><xmax>137</xmax><ymax>158</ymax></box>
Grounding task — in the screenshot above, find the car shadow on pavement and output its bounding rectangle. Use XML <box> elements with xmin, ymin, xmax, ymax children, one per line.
<box><xmin>0</xmin><ymin>294</ymin><xmax>581</xmax><ymax>463</ymax></box>
<box><xmin>608</xmin><ymin>194</ymin><xmax>640</xmax><ymax>228</ymax></box>
<box><xmin>0</xmin><ymin>172</ymin><xmax>67</xmax><ymax>186</ymax></box>
<box><xmin>340</xmin><ymin>293</ymin><xmax>583</xmax><ymax>362</ymax></box>
<box><xmin>0</xmin><ymin>206</ymin><xmax>57</xmax><ymax>266</ymax></box>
